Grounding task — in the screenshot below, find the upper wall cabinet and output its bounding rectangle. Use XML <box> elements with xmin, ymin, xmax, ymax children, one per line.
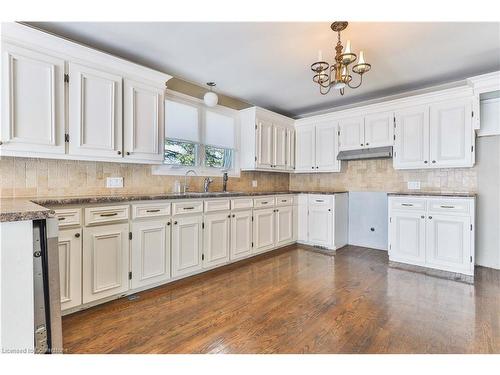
<box><xmin>338</xmin><ymin>112</ymin><xmax>394</xmax><ymax>151</ymax></box>
<box><xmin>1</xmin><ymin>42</ymin><xmax>66</xmax><ymax>154</ymax></box>
<box><xmin>295</xmin><ymin>121</ymin><xmax>340</xmax><ymax>173</ymax></box>
<box><xmin>240</xmin><ymin>107</ymin><xmax>295</xmax><ymax>172</ymax></box>
<box><xmin>394</xmin><ymin>99</ymin><xmax>474</xmax><ymax>169</ymax></box>
<box><xmin>68</xmin><ymin>63</ymin><xmax>123</xmax><ymax>159</ymax></box>
<box><xmin>0</xmin><ymin>23</ymin><xmax>171</xmax><ymax>164</ymax></box>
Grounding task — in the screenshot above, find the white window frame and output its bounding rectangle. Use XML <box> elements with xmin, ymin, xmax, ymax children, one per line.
<box><xmin>152</xmin><ymin>90</ymin><xmax>241</xmax><ymax>177</ymax></box>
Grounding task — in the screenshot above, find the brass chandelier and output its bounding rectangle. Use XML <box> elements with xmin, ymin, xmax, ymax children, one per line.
<box><xmin>311</xmin><ymin>21</ymin><xmax>371</xmax><ymax>95</ymax></box>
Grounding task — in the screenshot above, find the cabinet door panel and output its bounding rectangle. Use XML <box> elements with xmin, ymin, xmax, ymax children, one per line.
<box><xmin>124</xmin><ymin>79</ymin><xmax>164</xmax><ymax>163</ymax></box>
<box><xmin>172</xmin><ymin>215</ymin><xmax>203</xmax><ymax>277</ymax></box>
<box><xmin>1</xmin><ymin>43</ymin><xmax>65</xmax><ymax>154</ymax></box>
<box><xmin>308</xmin><ymin>204</ymin><xmax>332</xmax><ymax>248</ymax></box>
<box><xmin>68</xmin><ymin>63</ymin><xmax>123</xmax><ymax>158</ymax></box>
<box><xmin>58</xmin><ymin>228</ymin><xmax>82</xmax><ymax>310</ymax></box>
<box><xmin>83</xmin><ymin>223</ymin><xmax>129</xmax><ymax>303</ymax></box>
<box><xmin>256</xmin><ymin>120</ymin><xmax>273</xmax><ymax>168</ymax></box>
<box><xmin>273</xmin><ymin>125</ymin><xmax>287</xmax><ymax>169</ymax></box>
<box><xmin>275</xmin><ymin>206</ymin><xmax>293</xmax><ymax>247</ymax></box>
<box><xmin>203</xmin><ymin>212</ymin><xmax>230</xmax><ymax>268</ymax></box>
<box><xmin>426</xmin><ymin>215</ymin><xmax>472</xmax><ymax>274</ymax></box>
<box><xmin>315</xmin><ymin>122</ymin><xmax>340</xmax><ymax>171</ymax></box>
<box><xmin>394</xmin><ymin>106</ymin><xmax>429</xmax><ymax>169</ymax></box>
<box><xmin>389</xmin><ymin>211</ymin><xmax>426</xmax><ymax>264</ymax></box>
<box><xmin>253</xmin><ymin>208</ymin><xmax>275</xmax><ymax>253</ymax></box>
<box><xmin>230</xmin><ymin>210</ymin><xmax>253</xmax><ymax>261</ymax></box>
<box><xmin>286</xmin><ymin>128</ymin><xmax>295</xmax><ymax>170</ymax></box>
<box><xmin>295</xmin><ymin>126</ymin><xmax>315</xmax><ymax>171</ymax></box>
<box><xmin>131</xmin><ymin>219</ymin><xmax>171</xmax><ymax>289</ymax></box>
<box><xmin>339</xmin><ymin>117</ymin><xmax>364</xmax><ymax>151</ymax></box>
<box><xmin>429</xmin><ymin>99</ymin><xmax>473</xmax><ymax>168</ymax></box>
<box><xmin>364</xmin><ymin>112</ymin><xmax>394</xmax><ymax>148</ymax></box>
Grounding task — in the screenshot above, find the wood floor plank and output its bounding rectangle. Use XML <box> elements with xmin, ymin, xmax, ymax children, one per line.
<box><xmin>62</xmin><ymin>245</ymin><xmax>500</xmax><ymax>353</ymax></box>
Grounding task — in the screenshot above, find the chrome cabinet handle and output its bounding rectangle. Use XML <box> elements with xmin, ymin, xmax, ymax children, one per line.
<box><xmin>100</xmin><ymin>212</ymin><xmax>118</xmax><ymax>217</ymax></box>
<box><xmin>428</xmin><ymin>216</ymin><xmax>433</xmax><ymax>219</ymax></box>
<box><xmin>315</xmin><ymin>200</ymin><xmax>324</xmax><ymax>203</ymax></box>
<box><xmin>424</xmin><ymin>160</ymin><xmax>428</xmax><ymax>164</ymax></box>
<box><xmin>421</xmin><ymin>215</ymin><xmax>425</xmax><ymax>219</ymax></box>
<box><xmin>167</xmin><ymin>221</ymin><xmax>171</xmax><ymax>226</ymax></box>
<box><xmin>174</xmin><ymin>221</ymin><xmax>178</xmax><ymax>225</ymax></box>
<box><xmin>183</xmin><ymin>207</ymin><xmax>195</xmax><ymax>210</ymax></box>
<box><xmin>401</xmin><ymin>203</ymin><xmax>413</xmax><ymax>207</ymax></box>
<box><xmin>432</xmin><ymin>160</ymin><xmax>436</xmax><ymax>163</ymax></box>
<box><xmin>117</xmin><ymin>151</ymin><xmax>122</xmax><ymax>155</ymax></box>
<box><xmin>146</xmin><ymin>209</ymin><xmax>160</xmax><ymax>213</ymax></box>
<box><xmin>440</xmin><ymin>205</ymin><xmax>455</xmax><ymax>209</ymax></box>
<box><xmin>58</xmin><ymin>217</ymin><xmax>66</xmax><ymax>221</ymax></box>
<box><xmin>75</xmin><ymin>233</ymin><xmax>80</xmax><ymax>238</ymax></box>
<box><xmin>261</xmin><ymin>201</ymin><xmax>268</xmax><ymax>204</ymax></box>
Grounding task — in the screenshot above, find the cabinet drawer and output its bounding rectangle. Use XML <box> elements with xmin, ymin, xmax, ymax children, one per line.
<box><xmin>172</xmin><ymin>200</ymin><xmax>203</xmax><ymax>215</ymax></box>
<box><xmin>54</xmin><ymin>208</ymin><xmax>81</xmax><ymax>228</ymax></box>
<box><xmin>308</xmin><ymin>195</ymin><xmax>333</xmax><ymax>206</ymax></box>
<box><xmin>231</xmin><ymin>198</ymin><xmax>253</xmax><ymax>210</ymax></box>
<box><xmin>276</xmin><ymin>195</ymin><xmax>294</xmax><ymax>206</ymax></box>
<box><xmin>253</xmin><ymin>196</ymin><xmax>275</xmax><ymax>208</ymax></box>
<box><xmin>428</xmin><ymin>199</ymin><xmax>470</xmax><ymax>215</ymax></box>
<box><xmin>204</xmin><ymin>199</ymin><xmax>230</xmax><ymax>212</ymax></box>
<box><xmin>84</xmin><ymin>205</ymin><xmax>129</xmax><ymax>226</ymax></box>
<box><xmin>132</xmin><ymin>202</ymin><xmax>171</xmax><ymax>219</ymax></box>
<box><xmin>390</xmin><ymin>198</ymin><xmax>426</xmax><ymax>211</ymax></box>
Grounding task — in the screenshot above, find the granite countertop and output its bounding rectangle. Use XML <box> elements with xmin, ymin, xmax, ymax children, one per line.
<box><xmin>0</xmin><ymin>199</ymin><xmax>55</xmax><ymax>222</ymax></box>
<box><xmin>387</xmin><ymin>192</ymin><xmax>477</xmax><ymax>198</ymax></box>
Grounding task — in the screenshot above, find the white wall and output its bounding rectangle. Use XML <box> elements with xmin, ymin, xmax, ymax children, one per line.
<box><xmin>348</xmin><ymin>192</ymin><xmax>388</xmax><ymax>251</ymax></box>
<box><xmin>476</xmin><ymin>135</ymin><xmax>500</xmax><ymax>269</ymax></box>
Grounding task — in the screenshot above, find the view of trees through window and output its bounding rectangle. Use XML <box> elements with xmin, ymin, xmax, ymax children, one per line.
<box><xmin>164</xmin><ymin>139</ymin><xmax>233</xmax><ymax>169</ymax></box>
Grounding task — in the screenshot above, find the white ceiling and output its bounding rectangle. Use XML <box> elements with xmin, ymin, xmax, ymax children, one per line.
<box><xmin>28</xmin><ymin>22</ymin><xmax>500</xmax><ymax>117</ymax></box>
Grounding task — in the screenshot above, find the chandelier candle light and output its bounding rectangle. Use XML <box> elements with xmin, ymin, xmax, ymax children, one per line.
<box><xmin>311</xmin><ymin>22</ymin><xmax>371</xmax><ymax>95</ymax></box>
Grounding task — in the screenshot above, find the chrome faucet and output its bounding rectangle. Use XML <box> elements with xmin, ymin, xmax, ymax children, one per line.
<box><xmin>222</xmin><ymin>172</ymin><xmax>228</xmax><ymax>192</ymax></box>
<box><xmin>203</xmin><ymin>177</ymin><xmax>213</xmax><ymax>193</ymax></box>
<box><xmin>183</xmin><ymin>169</ymin><xmax>197</xmax><ymax>193</ymax></box>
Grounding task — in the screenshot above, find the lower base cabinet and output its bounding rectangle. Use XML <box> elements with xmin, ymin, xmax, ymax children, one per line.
<box><xmin>82</xmin><ymin>223</ymin><xmax>130</xmax><ymax>303</ymax></box>
<box><xmin>253</xmin><ymin>208</ymin><xmax>276</xmax><ymax>253</ymax></box>
<box><xmin>203</xmin><ymin>212</ymin><xmax>230</xmax><ymax>268</ymax></box>
<box><xmin>230</xmin><ymin>210</ymin><xmax>253</xmax><ymax>261</ymax></box>
<box><xmin>130</xmin><ymin>218</ymin><xmax>171</xmax><ymax>289</ymax></box>
<box><xmin>388</xmin><ymin>196</ymin><xmax>475</xmax><ymax>276</ymax></box>
<box><xmin>171</xmin><ymin>214</ymin><xmax>203</xmax><ymax>277</ymax></box>
<box><xmin>58</xmin><ymin>228</ymin><xmax>82</xmax><ymax>310</ymax></box>
<box><xmin>275</xmin><ymin>206</ymin><xmax>293</xmax><ymax>247</ymax></box>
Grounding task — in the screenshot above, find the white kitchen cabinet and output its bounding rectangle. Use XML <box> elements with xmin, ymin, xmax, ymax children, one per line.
<box><xmin>429</xmin><ymin>99</ymin><xmax>473</xmax><ymax>168</ymax></box>
<box><xmin>253</xmin><ymin>208</ymin><xmax>275</xmax><ymax>253</ymax></box>
<box><xmin>295</xmin><ymin>125</ymin><xmax>316</xmax><ymax>171</ymax></box>
<box><xmin>315</xmin><ymin>122</ymin><xmax>340</xmax><ymax>171</ymax></box>
<box><xmin>389</xmin><ymin>211</ymin><xmax>426</xmax><ymax>265</ymax></box>
<box><xmin>171</xmin><ymin>214</ymin><xmax>203</xmax><ymax>277</ymax></box>
<box><xmin>275</xmin><ymin>206</ymin><xmax>294</xmax><ymax>247</ymax></box>
<box><xmin>230</xmin><ymin>210</ymin><xmax>253</xmax><ymax>261</ymax></box>
<box><xmin>364</xmin><ymin>111</ymin><xmax>394</xmax><ymax>148</ymax></box>
<box><xmin>307</xmin><ymin>201</ymin><xmax>333</xmax><ymax>248</ymax></box>
<box><xmin>388</xmin><ymin>196</ymin><xmax>475</xmax><ymax>276</ymax></box>
<box><xmin>130</xmin><ymin>218</ymin><xmax>171</xmax><ymax>289</ymax></box>
<box><xmin>338</xmin><ymin>116</ymin><xmax>364</xmax><ymax>151</ymax></box>
<box><xmin>273</xmin><ymin>124</ymin><xmax>287</xmax><ymax>169</ymax></box>
<box><xmin>1</xmin><ymin>42</ymin><xmax>65</xmax><ymax>154</ymax></box>
<box><xmin>426</xmin><ymin>214</ymin><xmax>472</xmax><ymax>275</ymax></box>
<box><xmin>123</xmin><ymin>79</ymin><xmax>164</xmax><ymax>163</ymax></box>
<box><xmin>203</xmin><ymin>212</ymin><xmax>230</xmax><ymax>268</ymax></box>
<box><xmin>82</xmin><ymin>223</ymin><xmax>129</xmax><ymax>303</ymax></box>
<box><xmin>393</xmin><ymin>105</ymin><xmax>430</xmax><ymax>169</ymax></box>
<box><xmin>239</xmin><ymin>106</ymin><xmax>295</xmax><ymax>172</ymax></box>
<box><xmin>58</xmin><ymin>228</ymin><xmax>82</xmax><ymax>310</ymax></box>
<box><xmin>286</xmin><ymin>128</ymin><xmax>295</xmax><ymax>170</ymax></box>
<box><xmin>68</xmin><ymin>62</ymin><xmax>123</xmax><ymax>159</ymax></box>
<box><xmin>295</xmin><ymin>122</ymin><xmax>340</xmax><ymax>173</ymax></box>
<box><xmin>256</xmin><ymin>119</ymin><xmax>274</xmax><ymax>168</ymax></box>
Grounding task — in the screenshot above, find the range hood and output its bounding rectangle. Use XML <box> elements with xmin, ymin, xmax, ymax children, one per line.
<box><xmin>337</xmin><ymin>146</ymin><xmax>393</xmax><ymax>161</ymax></box>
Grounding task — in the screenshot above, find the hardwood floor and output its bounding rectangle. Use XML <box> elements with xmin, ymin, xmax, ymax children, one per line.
<box><xmin>62</xmin><ymin>245</ymin><xmax>500</xmax><ymax>354</ymax></box>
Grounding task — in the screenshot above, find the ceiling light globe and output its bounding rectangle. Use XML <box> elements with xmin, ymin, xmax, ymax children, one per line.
<box><xmin>203</xmin><ymin>91</ymin><xmax>218</xmax><ymax>107</ymax></box>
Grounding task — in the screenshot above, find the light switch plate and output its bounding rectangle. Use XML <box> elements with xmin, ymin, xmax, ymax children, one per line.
<box><xmin>106</xmin><ymin>177</ymin><xmax>123</xmax><ymax>188</ymax></box>
<box><xmin>252</xmin><ymin>180</ymin><xmax>258</xmax><ymax>188</ymax></box>
<box><xmin>407</xmin><ymin>181</ymin><xmax>421</xmax><ymax>190</ymax></box>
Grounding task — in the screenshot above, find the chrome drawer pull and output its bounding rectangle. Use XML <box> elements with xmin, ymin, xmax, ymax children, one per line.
<box><xmin>401</xmin><ymin>203</ymin><xmax>413</xmax><ymax>207</ymax></box>
<box><xmin>146</xmin><ymin>209</ymin><xmax>161</xmax><ymax>213</ymax></box>
<box><xmin>183</xmin><ymin>207</ymin><xmax>195</xmax><ymax>210</ymax></box>
<box><xmin>440</xmin><ymin>205</ymin><xmax>455</xmax><ymax>209</ymax></box>
<box><xmin>100</xmin><ymin>212</ymin><xmax>118</xmax><ymax>217</ymax></box>
<box><xmin>58</xmin><ymin>217</ymin><xmax>66</xmax><ymax>221</ymax></box>
<box><xmin>281</xmin><ymin>200</ymin><xmax>287</xmax><ymax>202</ymax></box>
<box><xmin>315</xmin><ymin>200</ymin><xmax>324</xmax><ymax>203</ymax></box>
<box><xmin>261</xmin><ymin>201</ymin><xmax>268</xmax><ymax>204</ymax></box>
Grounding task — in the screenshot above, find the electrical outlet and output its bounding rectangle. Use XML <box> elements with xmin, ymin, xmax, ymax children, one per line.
<box><xmin>407</xmin><ymin>181</ymin><xmax>421</xmax><ymax>190</ymax></box>
<box><xmin>252</xmin><ymin>180</ymin><xmax>258</xmax><ymax>188</ymax></box>
<box><xmin>106</xmin><ymin>177</ymin><xmax>123</xmax><ymax>188</ymax></box>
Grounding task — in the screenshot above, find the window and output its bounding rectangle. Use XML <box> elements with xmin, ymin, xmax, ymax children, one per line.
<box><xmin>155</xmin><ymin>94</ymin><xmax>239</xmax><ymax>176</ymax></box>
